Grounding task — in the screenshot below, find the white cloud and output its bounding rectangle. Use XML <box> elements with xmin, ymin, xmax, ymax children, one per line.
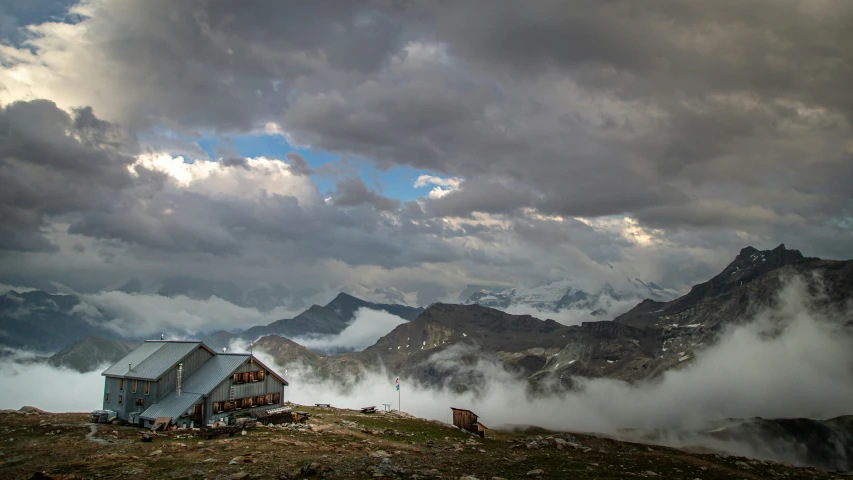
<box><xmin>414</xmin><ymin>175</ymin><xmax>462</xmax><ymax>199</ymax></box>
<box><xmin>251</xmin><ymin>278</ymin><xmax>853</xmax><ymax>466</ymax></box>
<box><xmin>75</xmin><ymin>291</ymin><xmax>298</xmax><ymax>338</ymax></box>
<box><xmin>131</xmin><ymin>153</ymin><xmax>322</xmax><ymax>206</ymax></box>
<box><xmin>0</xmin><ymin>350</ymin><xmax>106</xmax><ymax>412</ymax></box>
<box><xmin>290</xmin><ymin>308</ymin><xmax>408</xmax><ymax>353</ymax></box>
<box><xmin>0</xmin><ymin>283</ymin><xmax>38</xmax><ymax>294</ymax></box>
<box><xmin>502</xmin><ymin>296</ymin><xmax>643</xmax><ymax>326</ymax></box>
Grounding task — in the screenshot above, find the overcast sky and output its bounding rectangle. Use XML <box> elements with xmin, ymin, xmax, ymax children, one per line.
<box><xmin>0</xmin><ymin>0</ymin><xmax>851</xmax><ymax>303</ymax></box>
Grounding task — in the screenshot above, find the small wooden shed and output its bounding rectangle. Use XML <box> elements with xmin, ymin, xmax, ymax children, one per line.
<box><xmin>450</xmin><ymin>407</ymin><xmax>487</xmax><ymax>438</ymax></box>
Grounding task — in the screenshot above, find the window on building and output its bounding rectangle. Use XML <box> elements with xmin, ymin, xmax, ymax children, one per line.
<box><xmin>256</xmin><ymin>395</ymin><xmax>265</xmax><ymax>406</ymax></box>
<box><xmin>193</xmin><ymin>404</ymin><xmax>202</xmax><ymax>415</ymax></box>
<box><xmin>241</xmin><ymin>372</ymin><xmax>250</xmax><ymax>383</ymax></box>
<box><xmin>266</xmin><ymin>394</ymin><xmax>273</xmax><ymax>404</ymax></box>
<box><xmin>144</xmin><ymin>381</ymin><xmax>150</xmax><ymax>395</ymax></box>
<box><xmin>272</xmin><ymin>393</ymin><xmax>280</xmax><ymax>404</ymax></box>
<box><xmin>213</xmin><ymin>402</ymin><xmax>220</xmax><ymax>413</ymax></box>
<box><xmin>119</xmin><ymin>378</ymin><xmax>124</xmax><ymax>391</ymax></box>
<box><xmin>132</xmin><ymin>380</ymin><xmax>137</xmax><ymax>393</ymax></box>
<box><xmin>118</xmin><ymin>395</ymin><xmax>123</xmax><ymax>404</ymax></box>
<box><xmin>105</xmin><ymin>393</ymin><xmax>110</xmax><ymax>403</ymax></box>
<box><xmin>233</xmin><ymin>373</ymin><xmax>239</xmax><ymax>384</ymax></box>
<box><xmin>136</xmin><ymin>398</ymin><xmax>143</xmax><ymax>406</ymax></box>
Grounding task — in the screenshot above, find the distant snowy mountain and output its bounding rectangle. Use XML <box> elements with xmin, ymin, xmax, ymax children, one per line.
<box><xmin>464</xmin><ymin>278</ymin><xmax>680</xmax><ymax>318</ymax></box>
<box><xmin>341</xmin><ymin>284</ymin><xmax>419</xmax><ymax>307</ymax></box>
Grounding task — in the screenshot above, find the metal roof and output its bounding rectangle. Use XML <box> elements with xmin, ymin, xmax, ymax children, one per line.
<box><xmin>139</xmin><ymin>392</ymin><xmax>203</xmax><ymax>422</ymax></box>
<box><xmin>102</xmin><ymin>341</ymin><xmax>206</xmax><ymax>380</ymax></box>
<box><xmin>181</xmin><ymin>354</ymin><xmax>250</xmax><ymax>395</ymax></box>
<box><xmin>102</xmin><ymin>341</ymin><xmax>167</xmax><ymax>377</ymax></box>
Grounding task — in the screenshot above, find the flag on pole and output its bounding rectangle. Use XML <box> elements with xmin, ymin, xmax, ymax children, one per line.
<box><xmin>396</xmin><ymin>384</ymin><xmax>399</xmax><ymax>391</ymax></box>
<box><xmin>395</xmin><ymin>377</ymin><xmax>400</xmax><ymax>390</ymax></box>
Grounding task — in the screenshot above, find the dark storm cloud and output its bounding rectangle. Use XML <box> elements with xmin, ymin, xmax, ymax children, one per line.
<box><xmin>33</xmin><ymin>0</ymin><xmax>410</xmax><ymax>131</ymax></box>
<box><xmin>284</xmin><ymin>152</ymin><xmax>314</xmax><ymax>176</ymax></box>
<box><xmin>14</xmin><ymin>0</ymin><xmax>851</xmax><ymax>234</ymax></box>
<box><xmin>0</xmin><ymin>100</ymin><xmax>137</xmax><ymax>251</ymax></box>
<box><xmin>330</xmin><ymin>177</ymin><xmax>401</xmax><ymax>211</ymax></box>
<box><xmin>3</xmin><ymin>0</ymin><xmax>852</xmax><ymax>297</ymax></box>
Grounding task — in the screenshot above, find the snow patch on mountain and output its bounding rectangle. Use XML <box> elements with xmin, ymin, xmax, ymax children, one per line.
<box><xmin>341</xmin><ymin>284</ymin><xmax>419</xmax><ymax>307</ymax></box>
<box><xmin>464</xmin><ymin>277</ymin><xmax>680</xmax><ymax>325</ymax></box>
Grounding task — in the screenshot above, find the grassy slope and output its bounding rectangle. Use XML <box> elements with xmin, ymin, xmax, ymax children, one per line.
<box><xmin>0</xmin><ymin>409</ymin><xmax>846</xmax><ymax>480</ymax></box>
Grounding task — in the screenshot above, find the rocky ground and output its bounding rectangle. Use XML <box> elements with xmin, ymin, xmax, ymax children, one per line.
<box><xmin>0</xmin><ymin>406</ymin><xmax>848</xmax><ymax>480</ymax></box>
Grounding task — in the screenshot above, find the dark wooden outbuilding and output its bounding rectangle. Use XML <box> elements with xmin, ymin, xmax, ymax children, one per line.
<box><xmin>450</xmin><ymin>407</ymin><xmax>487</xmax><ymax>438</ymax></box>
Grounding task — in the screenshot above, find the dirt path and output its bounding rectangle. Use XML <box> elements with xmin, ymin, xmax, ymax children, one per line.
<box><xmin>85</xmin><ymin>423</ymin><xmax>110</xmax><ymax>445</ymax></box>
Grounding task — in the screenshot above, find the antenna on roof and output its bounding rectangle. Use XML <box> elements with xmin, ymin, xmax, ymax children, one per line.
<box><xmin>160</xmin><ymin>333</ymin><xmax>164</xmax><ymax>340</ymax></box>
<box><xmin>222</xmin><ymin>347</ymin><xmax>227</xmax><ymax>353</ymax></box>
<box><xmin>250</xmin><ymin>343</ymin><xmax>253</xmax><ymax>355</ymax></box>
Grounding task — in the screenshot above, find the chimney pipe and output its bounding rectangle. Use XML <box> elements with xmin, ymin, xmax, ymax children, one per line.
<box><xmin>128</xmin><ymin>363</ymin><xmax>132</xmax><ymax>373</ymax></box>
<box><xmin>160</xmin><ymin>333</ymin><xmax>164</xmax><ymax>340</ymax></box>
<box><xmin>177</xmin><ymin>363</ymin><xmax>183</xmax><ymax>397</ymax></box>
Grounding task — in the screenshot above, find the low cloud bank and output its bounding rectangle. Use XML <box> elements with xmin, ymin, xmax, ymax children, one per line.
<box><xmin>1</xmin><ymin>277</ymin><xmax>850</xmax><ymax>467</ymax></box>
<box><xmin>503</xmin><ymin>295</ymin><xmax>642</xmax><ymax>326</ymax></box>
<box><xmin>76</xmin><ymin>291</ymin><xmax>299</xmax><ymax>338</ymax></box>
<box><xmin>253</xmin><ymin>278</ymin><xmax>853</xmax><ymax>465</ymax></box>
<box><xmin>0</xmin><ymin>349</ymin><xmax>105</xmax><ymax>412</ymax></box>
<box><xmin>290</xmin><ymin>308</ymin><xmax>407</xmax><ymax>353</ymax></box>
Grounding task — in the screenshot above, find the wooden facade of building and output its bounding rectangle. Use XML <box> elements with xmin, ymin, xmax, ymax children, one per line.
<box><xmin>450</xmin><ymin>407</ymin><xmax>487</xmax><ymax>438</ymax></box>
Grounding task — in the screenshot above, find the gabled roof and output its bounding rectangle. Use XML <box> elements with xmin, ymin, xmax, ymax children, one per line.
<box><xmin>138</xmin><ymin>353</ymin><xmax>288</xmax><ymax>423</ymax></box>
<box><xmin>139</xmin><ymin>392</ymin><xmax>202</xmax><ymax>422</ymax></box>
<box><xmin>102</xmin><ymin>341</ymin><xmax>213</xmax><ymax>380</ymax></box>
<box><xmin>243</xmin><ymin>354</ymin><xmax>289</xmax><ymax>386</ymax></box>
<box><xmin>180</xmin><ymin>354</ymin><xmax>251</xmax><ymax>395</ymax></box>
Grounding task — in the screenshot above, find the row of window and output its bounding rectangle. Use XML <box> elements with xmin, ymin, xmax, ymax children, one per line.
<box><xmin>212</xmin><ymin>393</ymin><xmax>280</xmax><ymax>413</ymax></box>
<box><xmin>118</xmin><ymin>378</ymin><xmax>150</xmax><ymax>395</ymax></box>
<box><xmin>232</xmin><ymin>370</ymin><xmax>265</xmax><ymax>384</ymax></box>
<box><xmin>103</xmin><ymin>393</ymin><xmax>145</xmax><ymax>406</ymax></box>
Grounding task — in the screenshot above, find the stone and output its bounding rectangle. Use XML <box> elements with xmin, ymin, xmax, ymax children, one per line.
<box><xmin>149</xmin><ymin>450</ymin><xmax>163</xmax><ymax>457</ymax></box>
<box><xmin>526</xmin><ymin>469</ymin><xmax>544</xmax><ymax>476</ymax></box>
<box><xmin>228</xmin><ymin>473</ymin><xmax>250</xmax><ymax>479</ymax></box>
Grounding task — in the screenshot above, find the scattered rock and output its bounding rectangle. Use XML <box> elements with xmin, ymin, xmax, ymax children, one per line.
<box><xmin>286</xmin><ymin>462</ymin><xmax>333</xmax><ymax>478</ymax></box>
<box><xmin>228</xmin><ymin>472</ymin><xmax>250</xmax><ymax>479</ymax></box>
<box><xmin>526</xmin><ymin>469</ymin><xmax>543</xmax><ymax>476</ymax></box>
<box><xmin>148</xmin><ymin>450</ymin><xmax>162</xmax><ymax>457</ymax></box>
<box><xmin>459</xmin><ymin>476</ymin><xmax>480</xmax><ymax>480</ymax></box>
<box><xmin>735</xmin><ymin>461</ymin><xmax>751</xmax><ymax>470</ymax></box>
<box><xmin>19</xmin><ymin>406</ymin><xmax>46</xmax><ymax>415</ymax></box>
